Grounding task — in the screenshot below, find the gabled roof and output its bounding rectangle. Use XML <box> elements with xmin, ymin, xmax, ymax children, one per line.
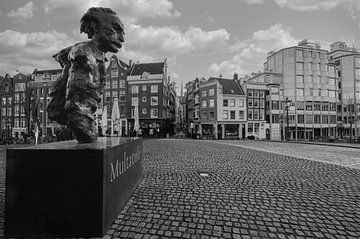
<box><xmin>130</xmin><ymin>62</ymin><xmax>165</xmax><ymax>76</ymax></box>
<box><xmin>118</xmin><ymin>59</ymin><xmax>129</xmax><ymax>69</ymax></box>
<box><xmin>208</xmin><ymin>77</ymin><xmax>245</xmax><ymax>95</ymax></box>
<box><xmin>0</xmin><ymin>76</ymin><xmax>4</xmax><ymax>87</ymax></box>
<box><xmin>109</xmin><ymin>55</ymin><xmax>129</xmax><ymax>71</ymax></box>
<box><xmin>32</xmin><ymin>69</ymin><xmax>62</xmax><ymax>75</ymax></box>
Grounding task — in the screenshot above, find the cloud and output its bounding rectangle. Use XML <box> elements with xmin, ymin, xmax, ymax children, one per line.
<box><xmin>273</xmin><ymin>0</ymin><xmax>344</xmax><ymax>11</ymax></box>
<box><xmin>236</xmin><ymin>0</ymin><xmax>265</xmax><ymax>4</ymax></box>
<box><xmin>7</xmin><ymin>1</ymin><xmax>36</xmax><ymax>20</ymax></box>
<box><xmin>0</xmin><ymin>30</ymin><xmax>74</xmax><ymax>74</ymax></box>
<box><xmin>44</xmin><ymin>0</ymin><xmax>180</xmax><ymax>24</ymax></box>
<box><xmin>208</xmin><ymin>24</ymin><xmax>298</xmax><ymax>77</ymax></box>
<box><xmin>124</xmin><ymin>24</ymin><xmax>230</xmax><ymax>59</ymax></box>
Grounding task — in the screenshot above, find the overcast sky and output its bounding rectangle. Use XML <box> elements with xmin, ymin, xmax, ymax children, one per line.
<box><xmin>1</xmin><ymin>0</ymin><xmax>360</xmax><ymax>93</ymax></box>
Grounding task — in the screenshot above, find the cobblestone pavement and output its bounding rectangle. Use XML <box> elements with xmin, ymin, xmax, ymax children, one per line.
<box><xmin>1</xmin><ymin>140</ymin><xmax>360</xmax><ymax>238</ymax></box>
<box><xmin>106</xmin><ymin>139</ymin><xmax>360</xmax><ymax>239</ymax></box>
<box><xmin>206</xmin><ymin>140</ymin><xmax>360</xmax><ymax>169</ymax></box>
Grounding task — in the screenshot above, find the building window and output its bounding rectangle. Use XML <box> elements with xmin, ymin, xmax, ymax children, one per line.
<box><xmin>306</xmin><ymin>102</ymin><xmax>313</xmax><ymax>111</ymax></box>
<box><xmin>248</xmin><ymin>109</ymin><xmax>253</xmax><ymax>120</ymax></box>
<box><xmin>142</xmin><ymin>108</ymin><xmax>147</xmax><ymax>114</ymax></box>
<box><xmin>259</xmin><ymin>109</ymin><xmax>264</xmax><ymax>120</ymax></box>
<box><xmin>314</xmin><ymin>115</ymin><xmax>321</xmax><ymax>124</ymax></box>
<box><xmin>132</xmin><ymin>85</ymin><xmax>139</xmax><ymax>94</ymax></box>
<box><xmin>21</xmin><ymin>118</ymin><xmax>25</xmax><ymax>128</ymax></box>
<box><xmin>328</xmin><ymin>90</ymin><xmax>335</xmax><ymax>98</ymax></box>
<box><xmin>298</xmin><ymin>115</ymin><xmax>304</xmax><ymax>124</ymax></box>
<box><xmin>296</xmin><ymin>50</ymin><xmax>303</xmax><ymax>58</ymax></box>
<box><xmin>313</xmin><ymin>76</ymin><xmax>320</xmax><ymax>84</ymax></box>
<box><xmin>260</xmin><ymin>99</ymin><xmax>265</xmax><ymax>108</ymax></box>
<box><xmin>259</xmin><ymin>91</ymin><xmax>265</xmax><ymax>98</ymax></box>
<box><xmin>15</xmin><ymin>83</ymin><xmax>26</xmax><ymax>92</ymax></box>
<box><xmin>248</xmin><ymin>99</ymin><xmax>253</xmax><ymax>107</ymax></box>
<box><xmin>314</xmin><ymin>102</ymin><xmax>321</xmax><ymax>111</ymax></box>
<box><xmin>239</xmin><ymin>99</ymin><xmax>244</xmax><ymax>107</ymax></box>
<box><xmin>7</xmin><ymin>107</ymin><xmax>12</xmax><ymax>116</ymax></box>
<box><xmin>150</xmin><ymin>109</ymin><xmax>158</xmax><ymax>118</ymax></box>
<box><xmin>14</xmin><ymin>118</ymin><xmax>19</xmax><ymax>128</ymax></box>
<box><xmin>105</xmin><ymin>80</ymin><xmax>111</xmax><ymax>89</ymax></box>
<box><xmin>248</xmin><ymin>90</ymin><xmax>253</xmax><ymax>97</ymax></box>
<box><xmin>142</xmin><ymin>85</ymin><xmax>147</xmax><ymax>91</ymax></box>
<box><xmin>111</xmin><ymin>61</ymin><xmax>117</xmax><ymax>68</ymax></box>
<box><xmin>105</xmin><ymin>91</ymin><xmax>111</xmax><ymax>101</ymax></box>
<box><xmin>296</xmin><ymin>75</ymin><xmax>304</xmax><ymax>84</ymax></box>
<box><xmin>230</xmin><ymin>111</ymin><xmax>235</xmax><ymax>119</ymax></box>
<box><xmin>202</xmin><ymin>90</ymin><xmax>207</xmax><ymax>97</ymax></box>
<box><xmin>254</xmin><ymin>99</ymin><xmax>259</xmax><ymax>108</ymax></box>
<box><xmin>131</xmin><ymin>97</ymin><xmax>139</xmax><ymax>106</ymax></box>
<box><xmin>151</xmin><ymin>96</ymin><xmax>158</xmax><ymax>106</ymax></box>
<box><xmin>223</xmin><ymin>110</ymin><xmax>228</xmax><ymax>119</ymax></box>
<box><xmin>7</xmin><ymin>97</ymin><xmax>12</xmax><ymax>105</ymax></box>
<box><xmin>209</xmin><ymin>99</ymin><xmax>215</xmax><ymax>108</ymax></box>
<box><xmin>322</xmin><ymin>115</ymin><xmax>328</xmax><ymax>124</ymax></box>
<box><xmin>15</xmin><ymin>105</ymin><xmax>20</xmax><ymax>116</ymax></box>
<box><xmin>254</xmin><ymin>91</ymin><xmax>259</xmax><ymax>98</ymax></box>
<box><xmin>239</xmin><ymin>110</ymin><xmax>245</xmax><ymax>120</ymax></box>
<box><xmin>330</xmin><ymin>103</ymin><xmax>336</xmax><ymax>111</ymax></box>
<box><xmin>223</xmin><ymin>99</ymin><xmax>228</xmax><ymax>107</ymax></box>
<box><xmin>322</xmin><ymin>102</ymin><xmax>329</xmax><ymax>111</ymax></box>
<box><xmin>306</xmin><ymin>115</ymin><xmax>313</xmax><ymax>124</ymax></box>
<box><xmin>202</xmin><ymin>100</ymin><xmax>207</xmax><ymax>108</ymax></box>
<box><xmin>230</xmin><ymin>99</ymin><xmax>235</xmax><ymax>107</ymax></box>
<box><xmin>254</xmin><ymin>110</ymin><xmax>259</xmax><ymax>120</ymax></box>
<box><xmin>296</xmin><ymin>88</ymin><xmax>304</xmax><ymax>96</ymax></box>
<box><xmin>271</xmin><ymin>101</ymin><xmax>279</xmax><ymax>110</ymax></box>
<box><xmin>321</xmin><ymin>89</ymin><xmax>327</xmax><ymax>97</ymax></box>
<box><xmin>15</xmin><ymin>93</ymin><xmax>20</xmax><ymax>103</ymax></box>
<box><xmin>271</xmin><ymin>87</ymin><xmax>279</xmax><ymax>94</ymax></box>
<box><xmin>112</xmin><ymin>80</ymin><xmax>118</xmax><ymax>89</ymax></box>
<box><xmin>209</xmin><ymin>89</ymin><xmax>215</xmax><ymax>96</ymax></box>
<box><xmin>1</xmin><ymin>108</ymin><xmax>5</xmax><ymax>117</ymax></box>
<box><xmin>201</xmin><ymin>111</ymin><xmax>207</xmax><ymax>120</ymax></box>
<box><xmin>142</xmin><ymin>96</ymin><xmax>147</xmax><ymax>102</ymax></box>
<box><xmin>2</xmin><ymin>97</ymin><xmax>6</xmax><ymax>105</ymax></box>
<box><xmin>210</xmin><ymin>111</ymin><xmax>215</xmax><ymax>119</ymax></box>
<box><xmin>151</xmin><ymin>85</ymin><xmax>158</xmax><ymax>93</ymax></box>
<box><xmin>119</xmin><ymin>90</ymin><xmax>125</xmax><ymax>101</ymax></box>
<box><xmin>248</xmin><ymin>123</ymin><xmax>253</xmax><ymax>133</ymax></box>
<box><xmin>119</xmin><ymin>80</ymin><xmax>126</xmax><ymax>88</ymax></box>
<box><xmin>111</xmin><ymin>69</ymin><xmax>118</xmax><ymax>77</ymax></box>
<box><xmin>296</xmin><ymin>62</ymin><xmax>304</xmax><ymax>71</ymax></box>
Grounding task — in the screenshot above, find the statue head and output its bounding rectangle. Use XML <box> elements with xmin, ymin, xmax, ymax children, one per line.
<box><xmin>80</xmin><ymin>7</ymin><xmax>124</xmax><ymax>53</ymax></box>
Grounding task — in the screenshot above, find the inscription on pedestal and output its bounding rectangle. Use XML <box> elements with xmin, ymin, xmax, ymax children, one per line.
<box><xmin>5</xmin><ymin>137</ymin><xmax>143</xmax><ymax>238</ymax></box>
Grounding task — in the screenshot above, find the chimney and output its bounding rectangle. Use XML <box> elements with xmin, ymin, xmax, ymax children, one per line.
<box><xmin>233</xmin><ymin>73</ymin><xmax>238</xmax><ymax>81</ymax></box>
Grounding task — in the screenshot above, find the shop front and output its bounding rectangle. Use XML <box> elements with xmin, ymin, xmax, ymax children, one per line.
<box><xmin>201</xmin><ymin>124</ymin><xmax>215</xmax><ymax>139</ymax></box>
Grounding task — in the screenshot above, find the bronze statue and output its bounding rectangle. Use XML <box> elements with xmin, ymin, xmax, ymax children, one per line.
<box><xmin>47</xmin><ymin>7</ymin><xmax>124</xmax><ymax>143</ymax></box>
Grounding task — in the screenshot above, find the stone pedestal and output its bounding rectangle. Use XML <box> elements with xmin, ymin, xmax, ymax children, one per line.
<box><xmin>5</xmin><ymin>137</ymin><xmax>143</xmax><ymax>238</ymax></box>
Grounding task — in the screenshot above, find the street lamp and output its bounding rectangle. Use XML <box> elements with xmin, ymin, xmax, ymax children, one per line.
<box><xmin>284</xmin><ymin>97</ymin><xmax>292</xmax><ymax>141</ymax></box>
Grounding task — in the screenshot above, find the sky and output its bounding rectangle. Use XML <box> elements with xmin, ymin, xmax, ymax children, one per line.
<box><xmin>1</xmin><ymin>0</ymin><xmax>360</xmax><ymax>94</ymax></box>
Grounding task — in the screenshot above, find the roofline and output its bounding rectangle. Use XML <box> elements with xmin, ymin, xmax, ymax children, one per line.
<box><xmin>267</xmin><ymin>45</ymin><xmax>328</xmax><ymax>58</ymax></box>
<box><xmin>33</xmin><ymin>69</ymin><xmax>62</xmax><ymax>74</ymax></box>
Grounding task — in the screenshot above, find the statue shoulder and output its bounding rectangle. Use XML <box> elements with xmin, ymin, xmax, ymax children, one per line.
<box><xmin>68</xmin><ymin>41</ymin><xmax>96</xmax><ymax>62</ymax></box>
<box><xmin>52</xmin><ymin>42</ymin><xmax>92</xmax><ymax>67</ymax></box>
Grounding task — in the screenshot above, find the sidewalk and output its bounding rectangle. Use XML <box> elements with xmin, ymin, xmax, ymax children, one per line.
<box><xmin>270</xmin><ymin>139</ymin><xmax>360</xmax><ymax>149</ymax></box>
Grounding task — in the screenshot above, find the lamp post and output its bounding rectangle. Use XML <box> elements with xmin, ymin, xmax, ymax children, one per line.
<box><xmin>279</xmin><ymin>115</ymin><xmax>284</xmax><ymax>141</ymax></box>
<box><xmin>285</xmin><ymin>97</ymin><xmax>292</xmax><ymax>141</ymax></box>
